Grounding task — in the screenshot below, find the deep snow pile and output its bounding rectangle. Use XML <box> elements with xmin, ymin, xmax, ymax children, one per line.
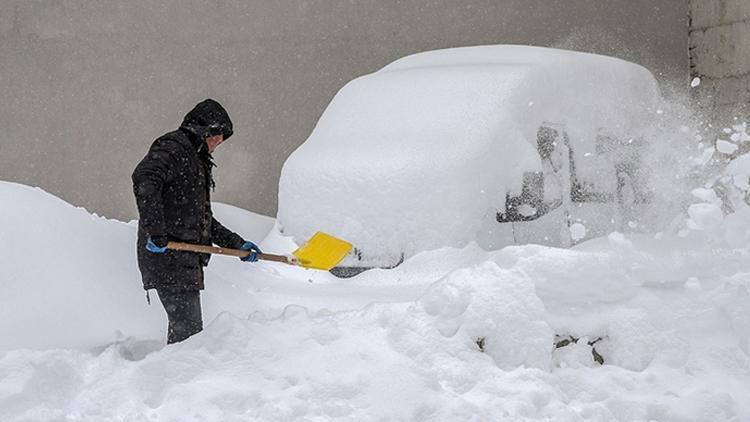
<box><xmin>0</xmin><ymin>181</ymin><xmax>274</xmax><ymax>351</ymax></box>
<box><xmin>278</xmin><ymin>45</ymin><xmax>661</xmax><ymax>263</ymax></box>
<box><xmin>1</xmin><ymin>182</ymin><xmax>749</xmax><ymax>421</ymax></box>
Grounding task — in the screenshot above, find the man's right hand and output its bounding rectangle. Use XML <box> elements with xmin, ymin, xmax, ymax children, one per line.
<box><xmin>146</xmin><ymin>236</ymin><xmax>169</xmax><ymax>253</ymax></box>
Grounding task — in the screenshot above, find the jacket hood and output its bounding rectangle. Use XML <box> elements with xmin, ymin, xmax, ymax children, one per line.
<box><xmin>179</xmin><ymin>99</ymin><xmax>234</xmax><ymax>146</ymax></box>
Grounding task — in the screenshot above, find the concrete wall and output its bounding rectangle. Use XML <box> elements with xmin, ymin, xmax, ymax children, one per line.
<box><xmin>689</xmin><ymin>0</ymin><xmax>750</xmax><ymax>120</ymax></box>
<box><xmin>0</xmin><ymin>1</ymin><xmax>688</xmax><ymax>221</ymax></box>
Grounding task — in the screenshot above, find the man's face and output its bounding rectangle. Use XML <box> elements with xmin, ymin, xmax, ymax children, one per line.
<box><xmin>205</xmin><ymin>134</ymin><xmax>224</xmax><ymax>153</ymax></box>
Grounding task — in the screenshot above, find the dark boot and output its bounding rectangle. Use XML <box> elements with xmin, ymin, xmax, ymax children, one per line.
<box><xmin>156</xmin><ymin>289</ymin><xmax>203</xmax><ymax>344</ymax></box>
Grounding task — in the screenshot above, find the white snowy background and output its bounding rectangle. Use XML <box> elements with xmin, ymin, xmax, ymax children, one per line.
<box><xmin>1</xmin><ymin>176</ymin><xmax>749</xmax><ymax>421</ymax></box>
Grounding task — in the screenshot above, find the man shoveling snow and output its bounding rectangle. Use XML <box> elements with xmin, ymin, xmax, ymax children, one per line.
<box><xmin>132</xmin><ymin>98</ymin><xmax>263</xmax><ymax>344</ymax></box>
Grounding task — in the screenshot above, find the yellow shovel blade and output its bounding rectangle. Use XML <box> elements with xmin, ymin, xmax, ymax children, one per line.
<box><xmin>293</xmin><ymin>232</ymin><xmax>353</xmax><ymax>271</ymax></box>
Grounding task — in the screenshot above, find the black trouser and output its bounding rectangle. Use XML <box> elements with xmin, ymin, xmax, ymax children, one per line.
<box><xmin>156</xmin><ymin>289</ymin><xmax>203</xmax><ymax>344</ymax></box>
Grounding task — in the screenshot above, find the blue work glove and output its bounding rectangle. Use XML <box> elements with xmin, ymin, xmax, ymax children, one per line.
<box><xmin>239</xmin><ymin>240</ymin><xmax>262</xmax><ymax>262</ymax></box>
<box><xmin>146</xmin><ymin>236</ymin><xmax>168</xmax><ymax>253</ymax></box>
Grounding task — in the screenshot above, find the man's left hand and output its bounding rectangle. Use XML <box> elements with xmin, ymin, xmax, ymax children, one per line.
<box><xmin>239</xmin><ymin>240</ymin><xmax>262</xmax><ymax>262</ymax></box>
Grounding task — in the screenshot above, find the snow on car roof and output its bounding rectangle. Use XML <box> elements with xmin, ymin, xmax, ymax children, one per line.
<box><xmin>382</xmin><ymin>44</ymin><xmax>660</xmax><ymax>142</ymax></box>
<box><xmin>278</xmin><ymin>45</ymin><xmax>661</xmax><ymax>261</ymax></box>
<box><xmin>385</xmin><ymin>44</ymin><xmax>645</xmax><ymax>72</ymax></box>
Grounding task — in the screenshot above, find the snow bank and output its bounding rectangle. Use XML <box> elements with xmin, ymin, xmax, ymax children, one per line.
<box><xmin>2</xmin><ymin>181</ymin><xmax>749</xmax><ymax>420</ymax></box>
<box><xmin>417</xmin><ymin>262</ymin><xmax>552</xmax><ymax>370</ymax></box>
<box><xmin>0</xmin><ymin>181</ymin><xmax>274</xmax><ymax>351</ymax></box>
<box><xmin>278</xmin><ymin>45</ymin><xmax>660</xmax><ymax>262</ymax></box>
<box><xmin>2</xmin><ymin>236</ymin><xmax>748</xmax><ymax>421</ymax></box>
<box><xmin>0</xmin><ymin>181</ymin><xmax>157</xmax><ymax>350</ymax></box>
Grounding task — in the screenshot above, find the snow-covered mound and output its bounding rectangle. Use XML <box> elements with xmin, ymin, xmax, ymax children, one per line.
<box><xmin>278</xmin><ymin>45</ymin><xmax>660</xmax><ymax>263</ymax></box>
<box><xmin>0</xmin><ymin>181</ymin><xmax>274</xmax><ymax>351</ymax></box>
<box><xmin>1</xmin><ymin>181</ymin><xmax>749</xmax><ymax>421</ymax></box>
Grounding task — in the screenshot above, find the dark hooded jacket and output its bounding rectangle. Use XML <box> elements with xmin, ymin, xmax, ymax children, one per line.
<box><xmin>132</xmin><ymin>99</ymin><xmax>244</xmax><ymax>291</ymax></box>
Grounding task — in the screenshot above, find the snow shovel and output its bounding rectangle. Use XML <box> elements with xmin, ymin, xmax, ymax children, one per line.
<box><xmin>166</xmin><ymin>231</ymin><xmax>353</xmax><ymax>271</ymax></box>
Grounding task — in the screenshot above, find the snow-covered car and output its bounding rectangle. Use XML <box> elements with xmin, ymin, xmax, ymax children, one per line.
<box><xmin>278</xmin><ymin>45</ymin><xmax>661</xmax><ymax>272</ymax></box>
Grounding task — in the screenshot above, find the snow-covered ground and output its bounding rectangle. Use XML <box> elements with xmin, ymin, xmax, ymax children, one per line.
<box><xmin>1</xmin><ymin>180</ymin><xmax>749</xmax><ymax>421</ymax></box>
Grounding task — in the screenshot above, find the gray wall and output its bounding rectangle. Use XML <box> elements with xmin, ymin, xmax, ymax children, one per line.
<box><xmin>689</xmin><ymin>0</ymin><xmax>750</xmax><ymax>121</ymax></box>
<box><xmin>0</xmin><ymin>0</ymin><xmax>688</xmax><ymax>221</ymax></box>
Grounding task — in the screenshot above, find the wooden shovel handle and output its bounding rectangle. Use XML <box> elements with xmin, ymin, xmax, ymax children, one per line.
<box><xmin>167</xmin><ymin>241</ymin><xmax>293</xmax><ymax>265</ymax></box>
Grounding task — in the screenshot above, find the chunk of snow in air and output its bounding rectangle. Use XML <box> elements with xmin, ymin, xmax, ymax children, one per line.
<box><xmin>696</xmin><ymin>147</ymin><xmax>715</xmax><ymax>166</ymax></box>
<box><xmin>569</xmin><ymin>223</ymin><xmax>586</xmax><ymax>241</ymax></box>
<box><xmin>716</xmin><ymin>139</ymin><xmax>738</xmax><ymax>154</ymax></box>
<box><xmin>691</xmin><ymin>188</ymin><xmax>721</xmax><ymax>205</ymax></box>
<box><xmin>733</xmin><ymin>175</ymin><xmax>750</xmax><ymax>190</ymax></box>
<box><xmin>686</xmin><ymin>203</ymin><xmax>724</xmax><ymax>231</ymax></box>
<box><xmin>518</xmin><ymin>204</ymin><xmax>537</xmax><ymax>217</ymax></box>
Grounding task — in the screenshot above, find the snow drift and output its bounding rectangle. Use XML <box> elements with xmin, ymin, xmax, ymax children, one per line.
<box><xmin>0</xmin><ymin>181</ymin><xmax>274</xmax><ymax>351</ymax></box>
<box><xmin>1</xmin><ymin>181</ymin><xmax>749</xmax><ymax>421</ymax></box>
